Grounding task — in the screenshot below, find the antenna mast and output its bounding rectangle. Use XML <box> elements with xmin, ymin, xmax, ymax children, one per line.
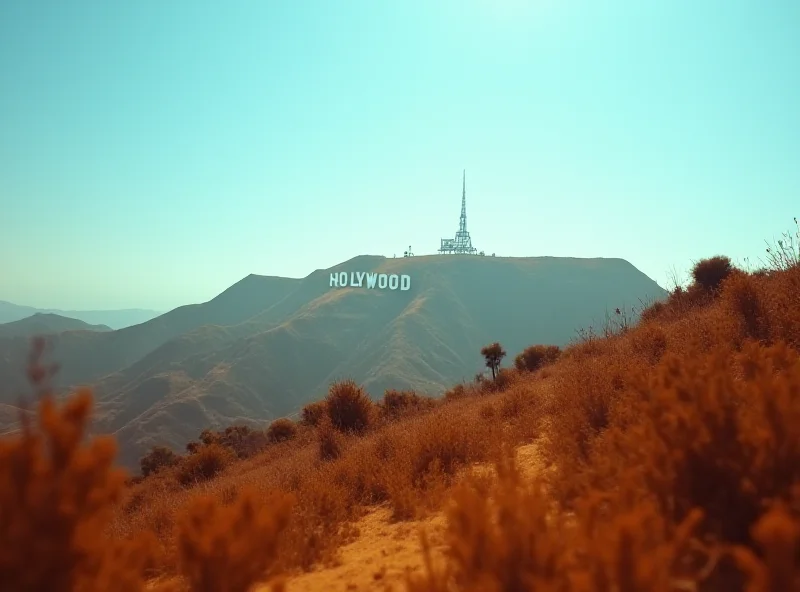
<box><xmin>438</xmin><ymin>169</ymin><xmax>478</xmax><ymax>255</ymax></box>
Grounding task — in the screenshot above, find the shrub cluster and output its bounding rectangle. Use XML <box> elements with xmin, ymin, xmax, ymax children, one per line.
<box><xmin>185</xmin><ymin>424</ymin><xmax>268</xmax><ymax>459</ymax></box>
<box><xmin>379</xmin><ymin>389</ymin><xmax>436</xmax><ymax>420</ymax></box>
<box><xmin>513</xmin><ymin>344</ymin><xmax>561</xmax><ymax>373</ymax></box>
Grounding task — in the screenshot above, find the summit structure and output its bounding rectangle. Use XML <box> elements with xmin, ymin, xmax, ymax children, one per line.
<box><xmin>438</xmin><ymin>170</ymin><xmax>478</xmax><ymax>255</ymax></box>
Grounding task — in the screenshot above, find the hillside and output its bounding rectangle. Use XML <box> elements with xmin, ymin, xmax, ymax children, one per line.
<box><xmin>3</xmin><ymin>254</ymin><xmax>798</xmax><ymax>592</ymax></box>
<box><xmin>0</xmin><ymin>255</ymin><xmax>666</xmax><ymax>468</ymax></box>
<box><xmin>0</xmin><ymin>300</ymin><xmax>162</xmax><ymax>330</ymax></box>
<box><xmin>0</xmin><ymin>313</ymin><xmax>112</xmax><ymax>339</ymax></box>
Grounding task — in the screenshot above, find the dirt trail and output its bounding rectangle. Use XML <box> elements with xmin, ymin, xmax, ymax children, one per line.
<box><xmin>265</xmin><ymin>442</ymin><xmax>544</xmax><ymax>592</ymax></box>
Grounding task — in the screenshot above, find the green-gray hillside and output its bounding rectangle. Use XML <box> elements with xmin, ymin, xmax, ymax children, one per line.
<box><xmin>0</xmin><ymin>313</ymin><xmax>112</xmax><ymax>339</ymax></box>
<box><xmin>0</xmin><ymin>255</ymin><xmax>667</xmax><ymax>468</ymax></box>
<box><xmin>15</xmin><ymin>253</ymin><xmax>668</xmax><ymax>469</ymax></box>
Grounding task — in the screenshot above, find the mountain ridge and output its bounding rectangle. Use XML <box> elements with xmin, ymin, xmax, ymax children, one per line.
<box><xmin>0</xmin><ymin>313</ymin><xmax>112</xmax><ymax>339</ymax></box>
<box><xmin>0</xmin><ymin>254</ymin><xmax>667</xmax><ymax>468</ymax></box>
<box><xmin>0</xmin><ymin>301</ymin><xmax>162</xmax><ymax>330</ymax></box>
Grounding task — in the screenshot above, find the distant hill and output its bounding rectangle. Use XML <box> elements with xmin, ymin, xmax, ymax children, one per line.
<box><xmin>0</xmin><ymin>313</ymin><xmax>112</xmax><ymax>339</ymax></box>
<box><xmin>0</xmin><ymin>301</ymin><xmax>162</xmax><ymax>330</ymax></box>
<box><xmin>0</xmin><ymin>255</ymin><xmax>667</xmax><ymax>468</ymax></box>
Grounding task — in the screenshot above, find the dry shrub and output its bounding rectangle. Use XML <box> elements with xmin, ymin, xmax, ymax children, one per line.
<box><xmin>514</xmin><ymin>344</ymin><xmax>562</xmax><ymax>373</ymax></box>
<box><xmin>300</xmin><ymin>400</ymin><xmax>327</xmax><ymax>427</ymax></box>
<box><xmin>219</xmin><ymin>425</ymin><xmax>269</xmax><ymax>459</ymax></box>
<box><xmin>721</xmin><ymin>271</ymin><xmax>771</xmax><ymax>343</ymax></box>
<box><xmin>545</xmin><ymin>353</ymin><xmax>634</xmax><ymax>495</ymax></box>
<box><xmin>407</xmin><ymin>451</ymin><xmax>707</xmax><ymax>592</ymax></box>
<box><xmin>692</xmin><ymin>255</ymin><xmax>735</xmax><ymax>295</ymax></box>
<box><xmin>317</xmin><ymin>417</ymin><xmax>345</xmax><ymax>462</ymax></box>
<box><xmin>177</xmin><ymin>443</ymin><xmax>234</xmax><ymax>486</ymax></box>
<box><xmin>175</xmin><ymin>487</ymin><xmax>293</xmax><ymax>592</ymax></box>
<box><xmin>757</xmin><ymin>264</ymin><xmax>800</xmax><ymax>349</ymax></box>
<box><xmin>731</xmin><ymin>502</ymin><xmax>800</xmax><ymax>592</ymax></box>
<box><xmin>640</xmin><ymin>299</ymin><xmax>667</xmax><ymax>324</ymax></box>
<box><xmin>579</xmin><ymin>342</ymin><xmax>800</xmax><ymax>550</ymax></box>
<box><xmin>406</xmin><ymin>451</ymin><xmax>572</xmax><ymax>591</ymax></box>
<box><xmin>140</xmin><ymin>446</ymin><xmax>180</xmax><ymax>478</ymax></box>
<box><xmin>185</xmin><ymin>425</ymin><xmax>267</xmax><ymax>460</ymax></box>
<box><xmin>280</xmin><ymin>475</ymin><xmax>353</xmax><ymax>571</ymax></box>
<box><xmin>628</xmin><ymin>323</ymin><xmax>669</xmax><ymax>366</ymax></box>
<box><xmin>443</xmin><ymin>383</ymin><xmax>468</xmax><ymax>402</ymax></box>
<box><xmin>379</xmin><ymin>389</ymin><xmax>436</xmax><ymax>421</ymax></box>
<box><xmin>325</xmin><ymin>379</ymin><xmax>374</xmax><ymax>435</ymax></box>
<box><xmin>409</xmin><ymin>410</ymin><xmax>494</xmax><ymax>488</ymax></box>
<box><xmin>266</xmin><ymin>418</ymin><xmax>297</xmax><ymax>443</ymax></box>
<box><xmin>0</xmin><ymin>338</ymin><xmax>155</xmax><ymax>591</ymax></box>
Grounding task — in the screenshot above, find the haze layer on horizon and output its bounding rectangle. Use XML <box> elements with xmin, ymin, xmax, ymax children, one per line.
<box><xmin>1</xmin><ymin>0</ymin><xmax>798</xmax><ymax>311</ymax></box>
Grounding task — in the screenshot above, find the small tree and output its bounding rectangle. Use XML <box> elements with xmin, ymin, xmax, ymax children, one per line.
<box><xmin>480</xmin><ymin>342</ymin><xmax>507</xmax><ymax>381</ymax></box>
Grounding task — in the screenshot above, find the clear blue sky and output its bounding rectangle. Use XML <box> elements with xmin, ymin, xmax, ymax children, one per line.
<box><xmin>1</xmin><ymin>0</ymin><xmax>798</xmax><ymax>311</ymax></box>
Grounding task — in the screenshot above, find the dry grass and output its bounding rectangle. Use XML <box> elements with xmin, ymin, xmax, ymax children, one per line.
<box><xmin>1</xmin><ymin>249</ymin><xmax>798</xmax><ymax>591</ymax></box>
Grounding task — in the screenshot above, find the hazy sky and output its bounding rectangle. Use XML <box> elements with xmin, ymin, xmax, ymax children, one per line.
<box><xmin>1</xmin><ymin>0</ymin><xmax>798</xmax><ymax>311</ymax></box>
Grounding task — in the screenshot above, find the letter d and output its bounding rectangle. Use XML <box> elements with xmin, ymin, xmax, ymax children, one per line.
<box><xmin>400</xmin><ymin>275</ymin><xmax>411</xmax><ymax>291</ymax></box>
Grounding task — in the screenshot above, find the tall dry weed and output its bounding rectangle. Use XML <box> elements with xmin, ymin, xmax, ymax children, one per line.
<box><xmin>175</xmin><ymin>487</ymin><xmax>293</xmax><ymax>592</ymax></box>
<box><xmin>0</xmin><ymin>338</ymin><xmax>154</xmax><ymax>591</ymax></box>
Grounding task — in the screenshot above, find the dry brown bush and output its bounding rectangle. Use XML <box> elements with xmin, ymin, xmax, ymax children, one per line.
<box><xmin>175</xmin><ymin>487</ymin><xmax>293</xmax><ymax>592</ymax></box>
<box><xmin>627</xmin><ymin>323</ymin><xmax>669</xmax><ymax>366</ymax></box>
<box><xmin>692</xmin><ymin>255</ymin><xmax>735</xmax><ymax>294</ymax></box>
<box><xmin>721</xmin><ymin>271</ymin><xmax>771</xmax><ymax>343</ymax></box>
<box><xmin>185</xmin><ymin>425</ymin><xmax>267</xmax><ymax>460</ymax></box>
<box><xmin>316</xmin><ymin>416</ymin><xmax>345</xmax><ymax>462</ymax></box>
<box><xmin>266</xmin><ymin>418</ymin><xmax>297</xmax><ymax>443</ymax></box>
<box><xmin>0</xmin><ymin>338</ymin><xmax>156</xmax><ymax>591</ymax></box>
<box><xmin>177</xmin><ymin>443</ymin><xmax>234</xmax><ymax>486</ymax></box>
<box><xmin>379</xmin><ymin>389</ymin><xmax>436</xmax><ymax>421</ymax></box>
<box><xmin>300</xmin><ymin>400</ymin><xmax>327</xmax><ymax>427</ymax></box>
<box><xmin>514</xmin><ymin>344</ymin><xmax>562</xmax><ymax>373</ymax></box>
<box><xmin>140</xmin><ymin>446</ymin><xmax>180</xmax><ymax>478</ymax></box>
<box><xmin>325</xmin><ymin>379</ymin><xmax>374</xmax><ymax>435</ymax></box>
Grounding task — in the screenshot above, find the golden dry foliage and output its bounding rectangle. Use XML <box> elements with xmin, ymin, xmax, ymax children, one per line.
<box><xmin>406</xmin><ymin>451</ymin><xmax>572</xmax><ymax>592</ymax></box>
<box><xmin>175</xmin><ymin>487</ymin><xmax>294</xmax><ymax>592</ymax></box>
<box><xmin>580</xmin><ymin>341</ymin><xmax>800</xmax><ymax>549</ymax></box>
<box><xmin>405</xmin><ymin>452</ymin><xmax>707</xmax><ymax>592</ymax></box>
<box><xmin>0</xmin><ymin>338</ymin><xmax>154</xmax><ymax>592</ymax></box>
<box><xmin>732</xmin><ymin>501</ymin><xmax>800</xmax><ymax>592</ymax></box>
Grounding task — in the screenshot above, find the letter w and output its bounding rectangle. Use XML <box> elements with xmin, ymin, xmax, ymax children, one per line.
<box><xmin>366</xmin><ymin>273</ymin><xmax>378</xmax><ymax>289</ymax></box>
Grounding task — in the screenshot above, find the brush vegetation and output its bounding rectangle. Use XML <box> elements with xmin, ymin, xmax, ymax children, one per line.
<box><xmin>1</xmin><ymin>225</ymin><xmax>799</xmax><ymax>591</ymax></box>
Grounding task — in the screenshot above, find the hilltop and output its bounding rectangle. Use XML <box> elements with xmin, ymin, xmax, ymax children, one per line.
<box><xmin>0</xmin><ymin>300</ymin><xmax>161</xmax><ymax>329</ymax></box>
<box><xmin>0</xmin><ymin>312</ymin><xmax>112</xmax><ymax>339</ymax></box>
<box><xmin>0</xmin><ymin>254</ymin><xmax>666</xmax><ymax>468</ymax></box>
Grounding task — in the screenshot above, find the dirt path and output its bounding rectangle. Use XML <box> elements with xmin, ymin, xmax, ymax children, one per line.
<box><xmin>270</xmin><ymin>507</ymin><xmax>447</xmax><ymax>592</ymax></box>
<box><xmin>264</xmin><ymin>442</ymin><xmax>545</xmax><ymax>592</ymax></box>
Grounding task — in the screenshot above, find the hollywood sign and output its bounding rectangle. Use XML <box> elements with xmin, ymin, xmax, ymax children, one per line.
<box><xmin>329</xmin><ymin>271</ymin><xmax>411</xmax><ymax>291</ymax></box>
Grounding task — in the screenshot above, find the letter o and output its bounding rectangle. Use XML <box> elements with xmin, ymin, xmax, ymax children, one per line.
<box><xmin>339</xmin><ymin>271</ymin><xmax>348</xmax><ymax>286</ymax></box>
<box><xmin>378</xmin><ymin>274</ymin><xmax>388</xmax><ymax>289</ymax></box>
<box><xmin>388</xmin><ymin>274</ymin><xmax>399</xmax><ymax>290</ymax></box>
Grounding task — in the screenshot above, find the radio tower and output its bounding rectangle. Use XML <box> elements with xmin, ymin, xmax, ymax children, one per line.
<box><xmin>438</xmin><ymin>170</ymin><xmax>478</xmax><ymax>255</ymax></box>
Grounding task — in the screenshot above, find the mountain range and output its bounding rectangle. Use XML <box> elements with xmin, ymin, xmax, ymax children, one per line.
<box><xmin>0</xmin><ymin>254</ymin><xmax>667</xmax><ymax>468</ymax></box>
<box><xmin>0</xmin><ymin>313</ymin><xmax>112</xmax><ymax>339</ymax></box>
<box><xmin>0</xmin><ymin>301</ymin><xmax>162</xmax><ymax>330</ymax></box>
